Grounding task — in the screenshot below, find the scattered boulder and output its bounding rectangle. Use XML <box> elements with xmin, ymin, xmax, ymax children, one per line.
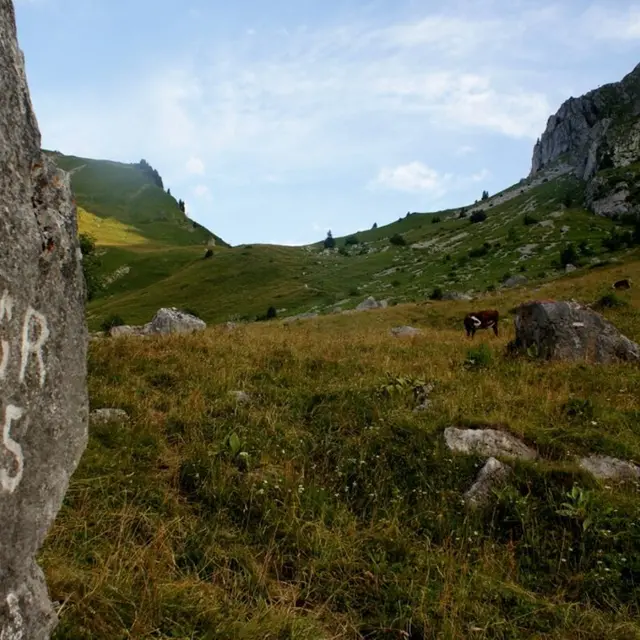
<box><xmin>229</xmin><ymin>391</ymin><xmax>251</xmax><ymax>405</ymax></box>
<box><xmin>356</xmin><ymin>296</ymin><xmax>388</xmax><ymax>311</ymax></box>
<box><xmin>90</xmin><ymin>408</ymin><xmax>130</xmax><ymax>424</ymax></box>
<box><xmin>565</xmin><ymin>263</ymin><xmax>577</xmax><ymax>273</ymax></box>
<box><xmin>0</xmin><ymin>4</ymin><xmax>89</xmax><ymax>636</ymax></box>
<box><xmin>579</xmin><ymin>455</ymin><xmax>640</xmax><ymax>483</ymax></box>
<box><xmin>465</xmin><ymin>458</ymin><xmax>511</xmax><ymax>507</ymax></box>
<box><xmin>109</xmin><ymin>325</ymin><xmax>146</xmax><ymax>338</ymax></box>
<box><xmin>510</xmin><ymin>300</ymin><xmax>640</xmax><ymax>363</ymax></box>
<box><xmin>390</xmin><ymin>326</ymin><xmax>422</xmax><ymax>338</ymax></box>
<box><xmin>444</xmin><ymin>427</ymin><xmax>537</xmax><ymax>460</ymax></box>
<box><xmin>283</xmin><ymin>312</ymin><xmax>319</xmax><ymax>325</ymax></box>
<box><xmin>145</xmin><ymin>308</ymin><xmax>206</xmax><ymax>335</ymax></box>
<box><xmin>225</xmin><ymin>321</ymin><xmax>237</xmax><ymax>331</ymax></box>
<box><xmin>442</xmin><ymin>291</ymin><xmax>473</xmax><ymax>301</ymax></box>
<box><xmin>413</xmin><ymin>382</ymin><xmax>435</xmax><ymax>413</ymax></box>
<box><xmin>503</xmin><ymin>275</ymin><xmax>528</xmax><ymax>288</ymax></box>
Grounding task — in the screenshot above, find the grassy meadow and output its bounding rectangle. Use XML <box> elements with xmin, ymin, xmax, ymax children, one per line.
<box><xmin>41</xmin><ymin>259</ymin><xmax>640</xmax><ymax>639</ymax></box>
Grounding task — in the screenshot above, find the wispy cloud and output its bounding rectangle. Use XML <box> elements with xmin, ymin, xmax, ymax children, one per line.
<box><xmin>374</xmin><ymin>162</ymin><xmax>452</xmax><ymax>195</ymax></box>
<box><xmin>373</xmin><ymin>162</ymin><xmax>491</xmax><ymax>198</ymax></box>
<box><xmin>186</xmin><ymin>156</ymin><xmax>205</xmax><ymax>175</ymax></box>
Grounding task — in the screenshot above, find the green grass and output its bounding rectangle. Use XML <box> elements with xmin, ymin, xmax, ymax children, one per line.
<box><xmin>41</xmin><ymin>260</ymin><xmax>640</xmax><ymax>639</ymax></box>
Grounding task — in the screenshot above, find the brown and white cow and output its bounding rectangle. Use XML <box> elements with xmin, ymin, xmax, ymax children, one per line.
<box><xmin>464</xmin><ymin>310</ymin><xmax>499</xmax><ymax>338</ymax></box>
<box><xmin>613</xmin><ymin>278</ymin><xmax>632</xmax><ymax>290</ymax></box>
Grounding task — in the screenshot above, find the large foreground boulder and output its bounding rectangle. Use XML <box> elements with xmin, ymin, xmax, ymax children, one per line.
<box><xmin>511</xmin><ymin>300</ymin><xmax>640</xmax><ymax>363</ymax></box>
<box><xmin>0</xmin><ymin>3</ymin><xmax>89</xmax><ymax>637</ymax></box>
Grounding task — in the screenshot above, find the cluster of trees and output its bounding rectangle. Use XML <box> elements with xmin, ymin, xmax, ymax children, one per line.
<box><xmin>136</xmin><ymin>159</ymin><xmax>164</xmax><ymax>189</ymax></box>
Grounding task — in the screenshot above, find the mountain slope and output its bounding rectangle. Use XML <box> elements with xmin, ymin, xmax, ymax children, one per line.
<box><xmin>86</xmin><ymin>174</ymin><xmax>633</xmax><ymax>330</ymax></box>
<box><xmin>73</xmin><ymin>63</ymin><xmax>640</xmax><ymax>328</ymax></box>
<box><xmin>47</xmin><ymin>151</ymin><xmax>227</xmax><ymax>247</ymax></box>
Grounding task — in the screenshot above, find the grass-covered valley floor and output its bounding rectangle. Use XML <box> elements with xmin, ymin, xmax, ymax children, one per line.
<box><xmin>42</xmin><ymin>259</ymin><xmax>640</xmax><ymax>639</ymax></box>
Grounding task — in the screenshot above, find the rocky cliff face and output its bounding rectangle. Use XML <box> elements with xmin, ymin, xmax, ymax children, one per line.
<box><xmin>530</xmin><ymin>62</ymin><xmax>640</xmax><ymax>182</ymax></box>
<box><xmin>530</xmin><ymin>62</ymin><xmax>640</xmax><ymax>218</ymax></box>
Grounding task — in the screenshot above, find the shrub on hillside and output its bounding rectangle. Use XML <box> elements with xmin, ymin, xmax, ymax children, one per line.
<box><xmin>323</xmin><ymin>231</ymin><xmax>336</xmax><ymax>250</ymax></box>
<box><xmin>429</xmin><ymin>287</ymin><xmax>443</xmax><ymax>301</ymax></box>
<box><xmin>481</xmin><ymin>190</ymin><xmax>489</xmax><ymax>201</ymax></box>
<box><xmin>344</xmin><ymin>234</ymin><xmax>359</xmax><ymax>246</ymax></box>
<box><xmin>256</xmin><ymin>306</ymin><xmax>278</xmax><ymax>322</ymax></box>
<box><xmin>79</xmin><ymin>232</ymin><xmax>103</xmax><ymax>301</ymax></box>
<box><xmin>204</xmin><ymin>248</ymin><xmax>214</xmax><ymax>259</ymax></box>
<box><xmin>523</xmin><ymin>213</ymin><xmax>539</xmax><ymax>226</ymax></box>
<box><xmin>431</xmin><ymin>216</ymin><xmax>441</xmax><ymax>224</ymax></box>
<box><xmin>560</xmin><ymin>243</ymin><xmax>579</xmax><ymax>267</ymax></box>
<box><xmin>390</xmin><ymin>233</ymin><xmax>407</xmax><ymax>246</ymax></box>
<box><xmin>594</xmin><ymin>293</ymin><xmax>628</xmax><ymax>310</ymax></box>
<box><xmin>470</xmin><ymin>211</ymin><xmax>487</xmax><ymax>224</ymax></box>
<box><xmin>100</xmin><ymin>314</ymin><xmax>125</xmax><ymax>333</ymax></box>
<box><xmin>469</xmin><ymin>242</ymin><xmax>491</xmax><ymax>258</ymax></box>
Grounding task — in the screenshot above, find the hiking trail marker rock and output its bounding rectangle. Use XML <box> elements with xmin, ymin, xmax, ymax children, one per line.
<box><xmin>1</xmin><ymin>2</ymin><xmax>89</xmax><ymax>637</ymax></box>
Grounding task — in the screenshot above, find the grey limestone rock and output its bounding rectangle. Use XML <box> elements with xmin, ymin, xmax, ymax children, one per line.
<box><xmin>511</xmin><ymin>300</ymin><xmax>640</xmax><ymax>363</ymax></box>
<box><xmin>229</xmin><ymin>390</ymin><xmax>251</xmax><ymax>405</ymax></box>
<box><xmin>0</xmin><ymin>2</ymin><xmax>89</xmax><ymax>637</ymax></box>
<box><xmin>390</xmin><ymin>326</ymin><xmax>422</xmax><ymax>338</ymax></box>
<box><xmin>145</xmin><ymin>308</ymin><xmax>206</xmax><ymax>335</ymax></box>
<box><xmin>503</xmin><ymin>275</ymin><xmax>528</xmax><ymax>289</ymax></box>
<box><xmin>579</xmin><ymin>455</ymin><xmax>640</xmax><ymax>483</ymax></box>
<box><xmin>465</xmin><ymin>458</ymin><xmax>511</xmax><ymax>507</ymax></box>
<box><xmin>356</xmin><ymin>297</ymin><xmax>387</xmax><ymax>311</ymax></box>
<box><xmin>444</xmin><ymin>428</ymin><xmax>537</xmax><ymax>460</ymax></box>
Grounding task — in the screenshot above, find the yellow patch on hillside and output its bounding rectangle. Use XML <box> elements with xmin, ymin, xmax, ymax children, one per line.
<box><xmin>77</xmin><ymin>207</ymin><xmax>150</xmax><ymax>246</ymax></box>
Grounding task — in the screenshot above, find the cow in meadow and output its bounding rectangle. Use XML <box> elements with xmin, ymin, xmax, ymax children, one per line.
<box><xmin>464</xmin><ymin>310</ymin><xmax>499</xmax><ymax>338</ymax></box>
<box><xmin>613</xmin><ymin>279</ymin><xmax>632</xmax><ymax>290</ymax></box>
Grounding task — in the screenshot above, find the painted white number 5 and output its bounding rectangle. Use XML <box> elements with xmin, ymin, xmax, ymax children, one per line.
<box><xmin>1</xmin><ymin>405</ymin><xmax>24</xmax><ymax>494</ymax></box>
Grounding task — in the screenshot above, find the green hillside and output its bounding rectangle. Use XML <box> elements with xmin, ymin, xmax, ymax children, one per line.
<box><xmin>86</xmin><ymin>173</ymin><xmax>637</xmax><ymax>331</ymax></box>
<box><xmin>47</xmin><ymin>151</ymin><xmax>226</xmax><ymax>248</ymax></box>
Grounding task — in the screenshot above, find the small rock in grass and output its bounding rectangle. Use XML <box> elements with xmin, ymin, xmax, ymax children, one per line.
<box><xmin>465</xmin><ymin>457</ymin><xmax>511</xmax><ymax>507</ymax></box>
<box><xmin>444</xmin><ymin>427</ymin><xmax>537</xmax><ymax>460</ymax></box>
<box><xmin>579</xmin><ymin>455</ymin><xmax>640</xmax><ymax>482</ymax></box>
<box><xmin>229</xmin><ymin>391</ymin><xmax>251</xmax><ymax>405</ymax></box>
<box><xmin>390</xmin><ymin>326</ymin><xmax>422</xmax><ymax>338</ymax></box>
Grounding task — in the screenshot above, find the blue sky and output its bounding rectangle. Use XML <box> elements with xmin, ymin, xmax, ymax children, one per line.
<box><xmin>13</xmin><ymin>0</ymin><xmax>640</xmax><ymax>246</ymax></box>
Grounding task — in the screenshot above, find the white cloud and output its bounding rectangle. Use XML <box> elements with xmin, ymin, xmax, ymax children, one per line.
<box><xmin>373</xmin><ymin>162</ymin><xmax>491</xmax><ymax>197</ymax></box>
<box><xmin>583</xmin><ymin>5</ymin><xmax>640</xmax><ymax>41</ymax></box>
<box><xmin>186</xmin><ymin>156</ymin><xmax>205</xmax><ymax>175</ymax></box>
<box><xmin>374</xmin><ymin>162</ymin><xmax>452</xmax><ymax>195</ymax></box>
<box><xmin>455</xmin><ymin>145</ymin><xmax>475</xmax><ymax>157</ymax></box>
<box><xmin>194</xmin><ymin>184</ymin><xmax>211</xmax><ymax>199</ymax></box>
